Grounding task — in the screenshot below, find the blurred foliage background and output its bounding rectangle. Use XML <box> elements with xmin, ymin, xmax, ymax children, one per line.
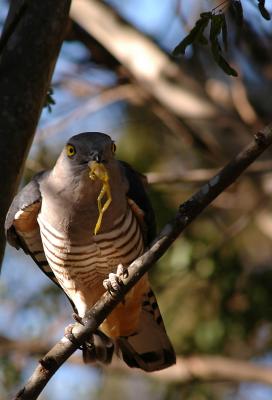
<box><xmin>1</xmin><ymin>0</ymin><xmax>272</xmax><ymax>399</ymax></box>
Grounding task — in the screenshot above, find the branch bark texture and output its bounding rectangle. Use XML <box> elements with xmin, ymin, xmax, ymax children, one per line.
<box><xmin>0</xmin><ymin>0</ymin><xmax>71</xmax><ymax>268</ymax></box>
<box><xmin>14</xmin><ymin>124</ymin><xmax>272</xmax><ymax>400</ymax></box>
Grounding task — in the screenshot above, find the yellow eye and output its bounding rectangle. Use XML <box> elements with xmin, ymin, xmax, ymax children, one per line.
<box><xmin>111</xmin><ymin>142</ymin><xmax>116</xmax><ymax>153</ymax></box>
<box><xmin>66</xmin><ymin>144</ymin><xmax>76</xmax><ymax>157</ymax></box>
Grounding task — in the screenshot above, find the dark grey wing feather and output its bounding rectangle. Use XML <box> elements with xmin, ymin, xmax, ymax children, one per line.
<box><xmin>5</xmin><ymin>171</ymin><xmax>79</xmax><ymax>313</ymax></box>
<box><xmin>119</xmin><ymin>161</ymin><xmax>156</xmax><ymax>245</ymax></box>
<box><xmin>118</xmin><ymin>162</ymin><xmax>176</xmax><ymax>371</ymax></box>
<box><xmin>4</xmin><ymin>171</ymin><xmax>63</xmax><ymax>290</ymax></box>
<box><xmin>5</xmin><ymin>171</ymin><xmax>46</xmax><ymax>249</ymax></box>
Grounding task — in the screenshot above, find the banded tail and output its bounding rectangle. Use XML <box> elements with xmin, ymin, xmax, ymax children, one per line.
<box><xmin>117</xmin><ymin>289</ymin><xmax>176</xmax><ymax>372</ymax></box>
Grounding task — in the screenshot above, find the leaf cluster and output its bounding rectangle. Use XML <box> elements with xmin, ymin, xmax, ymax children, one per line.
<box><xmin>173</xmin><ymin>0</ymin><xmax>271</xmax><ymax>77</ymax></box>
<box><xmin>43</xmin><ymin>87</ymin><xmax>56</xmax><ymax>113</ymax></box>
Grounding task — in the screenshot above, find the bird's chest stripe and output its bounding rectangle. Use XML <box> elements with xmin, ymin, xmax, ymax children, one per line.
<box><xmin>37</xmin><ymin>207</ymin><xmax>144</xmax><ymax>285</ymax></box>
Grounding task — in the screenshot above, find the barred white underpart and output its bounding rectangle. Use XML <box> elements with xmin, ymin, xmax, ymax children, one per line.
<box><xmin>37</xmin><ymin>205</ymin><xmax>144</xmax><ymax>315</ymax></box>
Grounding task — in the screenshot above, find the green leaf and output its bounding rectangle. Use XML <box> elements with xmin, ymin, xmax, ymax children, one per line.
<box><xmin>173</xmin><ymin>33</ymin><xmax>195</xmax><ymax>55</ymax></box>
<box><xmin>197</xmin><ymin>34</ymin><xmax>208</xmax><ymax>45</ymax></box>
<box><xmin>173</xmin><ymin>12</ymin><xmax>212</xmax><ymax>55</ymax></box>
<box><xmin>221</xmin><ymin>13</ymin><xmax>228</xmax><ymax>51</ymax></box>
<box><xmin>217</xmin><ymin>55</ymin><xmax>238</xmax><ymax>76</ymax></box>
<box><xmin>44</xmin><ymin>87</ymin><xmax>56</xmax><ymax>113</ymax></box>
<box><xmin>211</xmin><ymin>39</ymin><xmax>221</xmax><ymax>62</ymax></box>
<box><xmin>230</xmin><ymin>0</ymin><xmax>243</xmax><ymax>26</ymax></box>
<box><xmin>211</xmin><ymin>41</ymin><xmax>238</xmax><ymax>76</ymax></box>
<box><xmin>258</xmin><ymin>0</ymin><xmax>271</xmax><ymax>20</ymax></box>
<box><xmin>209</xmin><ymin>14</ymin><xmax>237</xmax><ymax>77</ymax></box>
<box><xmin>174</xmin><ymin>8</ymin><xmax>236</xmax><ymax>77</ymax></box>
<box><xmin>47</xmin><ymin>97</ymin><xmax>56</xmax><ymax>105</ymax></box>
<box><xmin>200</xmin><ymin>12</ymin><xmax>213</xmax><ymax>19</ymax></box>
<box><xmin>209</xmin><ymin>14</ymin><xmax>223</xmax><ymax>42</ymax></box>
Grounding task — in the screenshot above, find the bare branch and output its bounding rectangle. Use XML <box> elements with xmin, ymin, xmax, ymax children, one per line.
<box><xmin>35</xmin><ymin>83</ymin><xmax>140</xmax><ymax>144</ymax></box>
<box><xmin>108</xmin><ymin>356</ymin><xmax>272</xmax><ymax>386</ymax></box>
<box><xmin>69</xmin><ymin>0</ymin><xmax>268</xmax><ymax>165</ymax></box>
<box><xmin>70</xmin><ymin>0</ymin><xmax>217</xmax><ymax>119</ymax></box>
<box><xmin>153</xmin><ymin>356</ymin><xmax>272</xmax><ymax>385</ymax></box>
<box><xmin>3</xmin><ymin>335</ymin><xmax>272</xmax><ymax>386</ymax></box>
<box><xmin>147</xmin><ymin>160</ymin><xmax>272</xmax><ymax>184</ymax></box>
<box><xmin>13</xmin><ymin>124</ymin><xmax>272</xmax><ymax>400</ymax></box>
<box><xmin>0</xmin><ymin>335</ymin><xmax>49</xmax><ymax>357</ymax></box>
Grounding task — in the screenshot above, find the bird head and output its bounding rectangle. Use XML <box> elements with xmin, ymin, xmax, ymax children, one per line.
<box><xmin>51</xmin><ymin>132</ymin><xmax>127</xmax><ymax>234</ymax></box>
<box><xmin>63</xmin><ymin>131</ymin><xmax>116</xmax><ymax>168</ymax></box>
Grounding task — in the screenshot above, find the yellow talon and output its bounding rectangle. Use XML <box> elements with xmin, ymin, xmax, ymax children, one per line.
<box><xmin>89</xmin><ymin>162</ymin><xmax>112</xmax><ymax>235</ymax></box>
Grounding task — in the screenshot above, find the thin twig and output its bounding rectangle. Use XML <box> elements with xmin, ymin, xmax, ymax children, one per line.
<box><xmin>14</xmin><ymin>124</ymin><xmax>272</xmax><ymax>400</ymax></box>
<box><xmin>35</xmin><ymin>83</ymin><xmax>139</xmax><ymax>144</ymax></box>
<box><xmin>147</xmin><ymin>160</ymin><xmax>272</xmax><ymax>185</ymax></box>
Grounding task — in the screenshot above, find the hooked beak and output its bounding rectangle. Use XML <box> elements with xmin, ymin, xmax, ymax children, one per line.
<box><xmin>90</xmin><ymin>150</ymin><xmax>102</xmax><ymax>163</ymax></box>
<box><xmin>88</xmin><ymin>151</ymin><xmax>102</xmax><ymax>179</ymax></box>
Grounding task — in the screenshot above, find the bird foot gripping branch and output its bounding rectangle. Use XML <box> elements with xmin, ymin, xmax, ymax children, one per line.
<box><xmin>89</xmin><ymin>161</ymin><xmax>112</xmax><ymax>235</ymax></box>
<box><xmin>103</xmin><ymin>263</ymin><xmax>128</xmax><ymax>296</ymax></box>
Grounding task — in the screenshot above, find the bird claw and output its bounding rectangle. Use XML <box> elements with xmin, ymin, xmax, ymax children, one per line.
<box><xmin>64</xmin><ymin>323</ymin><xmax>84</xmax><ymax>349</ymax></box>
<box><xmin>103</xmin><ymin>264</ymin><xmax>128</xmax><ymax>296</ymax></box>
<box><xmin>72</xmin><ymin>313</ymin><xmax>83</xmax><ymax>324</ymax></box>
<box><xmin>64</xmin><ymin>323</ymin><xmax>75</xmax><ymax>336</ymax></box>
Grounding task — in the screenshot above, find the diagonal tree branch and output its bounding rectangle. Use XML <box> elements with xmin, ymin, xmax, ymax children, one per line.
<box><xmin>14</xmin><ymin>124</ymin><xmax>272</xmax><ymax>400</ymax></box>
<box><xmin>69</xmin><ymin>0</ymin><xmax>256</xmax><ymax>158</ymax></box>
<box><xmin>70</xmin><ymin>0</ymin><xmax>217</xmax><ymax>119</ymax></box>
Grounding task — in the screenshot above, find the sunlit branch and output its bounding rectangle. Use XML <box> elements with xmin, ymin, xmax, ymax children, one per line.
<box><xmin>147</xmin><ymin>160</ymin><xmax>272</xmax><ymax>184</ymax></box>
<box><xmin>108</xmin><ymin>356</ymin><xmax>272</xmax><ymax>386</ymax></box>
<box><xmin>3</xmin><ymin>336</ymin><xmax>272</xmax><ymax>386</ymax></box>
